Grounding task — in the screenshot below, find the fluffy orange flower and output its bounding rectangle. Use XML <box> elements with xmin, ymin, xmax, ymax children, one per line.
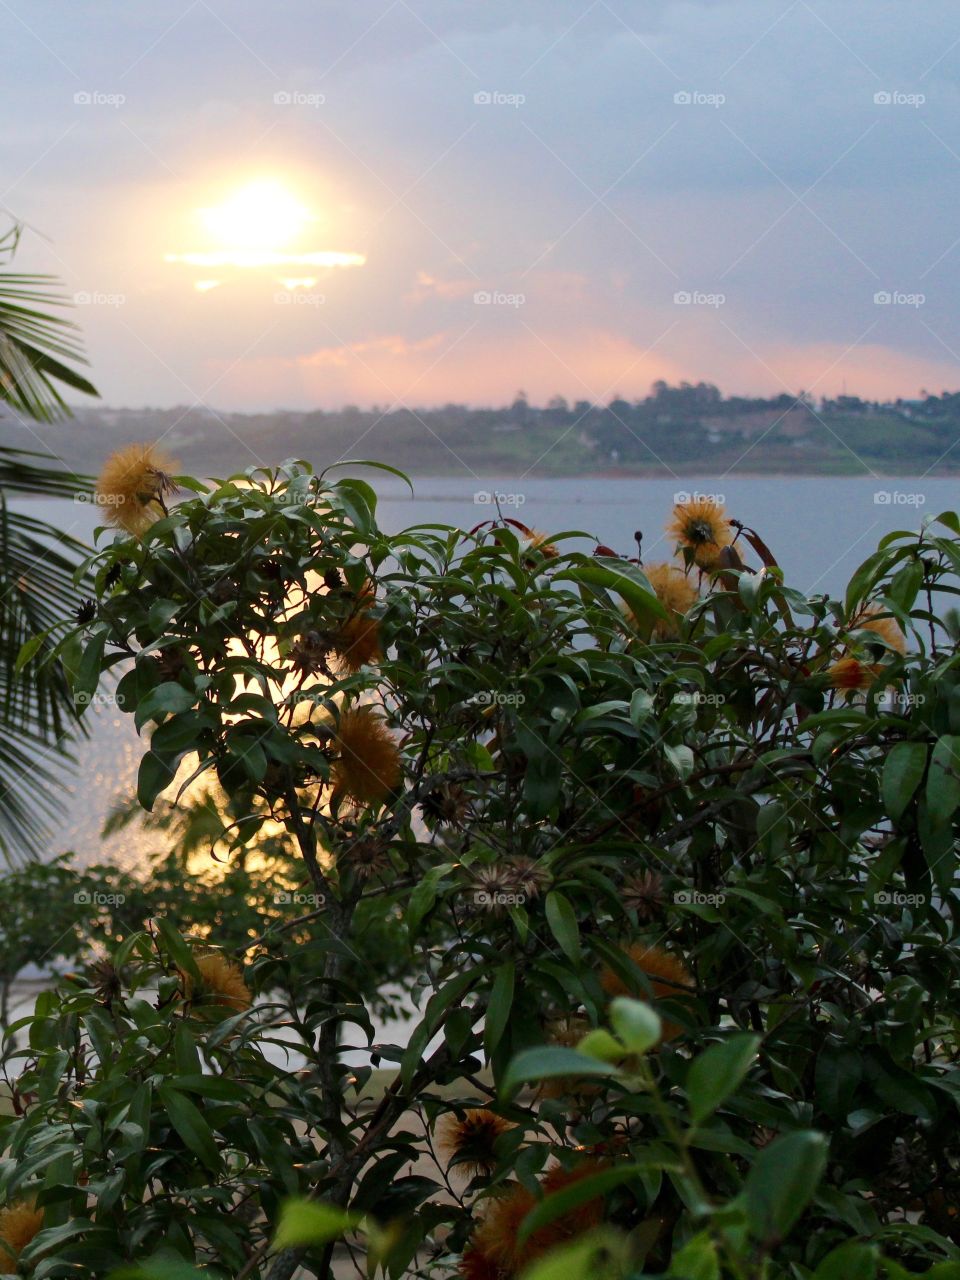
<box><xmin>852</xmin><ymin>606</ymin><xmax>907</xmax><ymax>654</ymax></box>
<box><xmin>331</xmin><ymin>706</ymin><xmax>402</xmax><ymax>805</ymax></box>
<box><xmin>332</xmin><ymin>609</ymin><xmax>382</xmax><ymax>673</ymax></box>
<box><xmin>184</xmin><ymin>952</ymin><xmax>252</xmax><ymax>1013</ymax></box>
<box><xmin>467</xmin><ymin>1161</ymin><xmax>607</xmax><ymax>1276</ymax></box>
<box><xmin>637</xmin><ymin>562</ymin><xmax>699</xmax><ymax>637</ymax></box>
<box><xmin>828</xmin><ymin>656</ymin><xmax>880</xmax><ymax>693</ymax></box>
<box><xmin>95</xmin><ymin>443</ymin><xmax>176</xmax><ymax>536</ymax></box>
<box><xmin>0</xmin><ymin>1201</ymin><xmax>43</xmax><ymax>1262</ymax></box>
<box><xmin>437</xmin><ymin>1108</ymin><xmax>514</xmax><ymax>1177</ymax></box>
<box><xmin>600</xmin><ymin>942</ymin><xmax>694</xmax><ymax>1041</ymax></box>
<box><xmin>521</xmin><ymin>528</ymin><xmax>558</xmax><ymax>559</ymax></box>
<box><xmin>667</xmin><ymin>498</ymin><xmax>732</xmax><ymax>568</ymax></box>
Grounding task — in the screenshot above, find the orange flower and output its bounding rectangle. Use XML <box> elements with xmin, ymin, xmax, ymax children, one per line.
<box><xmin>332</xmin><ymin>609</ymin><xmax>382</xmax><ymax>673</ymax></box>
<box><xmin>600</xmin><ymin>942</ymin><xmax>694</xmax><ymax>1041</ymax></box>
<box><xmin>467</xmin><ymin>1161</ymin><xmax>607</xmax><ymax>1275</ymax></box>
<box><xmin>828</xmin><ymin>656</ymin><xmax>880</xmax><ymax>693</ymax></box>
<box><xmin>520</xmin><ymin>528</ymin><xmax>558</xmax><ymax>559</ymax></box>
<box><xmin>852</xmin><ymin>606</ymin><xmax>906</xmax><ymax>654</ymax></box>
<box><xmin>667</xmin><ymin>498</ymin><xmax>732</xmax><ymax>569</ymax></box>
<box><xmin>95</xmin><ymin>443</ymin><xmax>177</xmax><ymax>536</ymax></box>
<box><xmin>331</xmin><ymin>706</ymin><xmax>402</xmax><ymax>805</ymax></box>
<box><xmin>184</xmin><ymin>952</ymin><xmax>252</xmax><ymax>1013</ymax></box>
<box><xmin>634</xmin><ymin>562</ymin><xmax>698</xmax><ymax>637</ymax></box>
<box><xmin>437</xmin><ymin>1108</ymin><xmax>514</xmax><ymax>1177</ymax></box>
<box><xmin>0</xmin><ymin>1201</ymin><xmax>43</xmax><ymax>1263</ymax></box>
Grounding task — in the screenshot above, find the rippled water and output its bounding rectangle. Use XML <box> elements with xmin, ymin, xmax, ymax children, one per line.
<box><xmin>13</xmin><ymin>475</ymin><xmax>957</xmax><ymax>867</ymax></box>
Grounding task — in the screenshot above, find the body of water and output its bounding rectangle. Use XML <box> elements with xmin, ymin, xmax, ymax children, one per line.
<box><xmin>13</xmin><ymin>474</ymin><xmax>957</xmax><ymax>866</ymax></box>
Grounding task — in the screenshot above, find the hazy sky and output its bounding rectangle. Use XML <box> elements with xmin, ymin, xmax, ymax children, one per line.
<box><xmin>5</xmin><ymin>0</ymin><xmax>960</xmax><ymax>410</ymax></box>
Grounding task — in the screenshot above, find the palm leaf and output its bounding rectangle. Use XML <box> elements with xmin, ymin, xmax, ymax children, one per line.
<box><xmin>0</xmin><ymin>218</ymin><xmax>99</xmax><ymax>861</ymax></box>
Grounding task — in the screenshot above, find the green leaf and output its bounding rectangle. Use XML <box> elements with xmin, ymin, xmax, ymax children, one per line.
<box><xmin>578</xmin><ymin>1028</ymin><xmax>626</xmax><ymax>1063</ymax></box>
<box><xmin>883</xmin><ymin>742</ymin><xmax>928</xmax><ymax>821</ymax></box>
<box><xmin>926</xmin><ymin>735</ymin><xmax>960</xmax><ymax>828</ymax></box>
<box><xmin>814</xmin><ymin>1241</ymin><xmax>879</xmax><ymax>1280</ymax></box>
<box><xmin>671</xmin><ymin>1231</ymin><xmax>721</xmax><ymax>1280</ymax></box>
<box><xmin>157</xmin><ymin>1085</ymin><xmax>221</xmax><ymax>1172</ymax></box>
<box><xmin>745</xmin><ymin>1130</ymin><xmax>828</xmax><ymax>1242</ymax></box>
<box><xmin>484</xmin><ymin>961</ymin><xmax>515</xmax><ymax>1059</ymax></box>
<box><xmin>517</xmin><ymin>1230</ymin><xmax>626</xmax><ymax>1280</ymax></box>
<box><xmin>609</xmin><ymin>997</ymin><xmax>662</xmax><ymax>1054</ymax></box>
<box><xmin>544</xmin><ymin>890</ymin><xmax>581</xmax><ymax>964</ymax></box>
<box><xmin>686</xmin><ymin>1033</ymin><xmax>761</xmax><ymax>1125</ymax></box>
<box><xmin>517</xmin><ymin>1165</ymin><xmax>647</xmax><ymax>1244</ymax></box>
<box><xmin>137</xmin><ymin>750</ymin><xmax>177</xmax><ymax>811</ymax></box>
<box><xmin>500</xmin><ymin>1046</ymin><xmax>620</xmax><ymax>1099</ymax></box>
<box><xmin>272</xmin><ymin>1198</ymin><xmax>362</xmax><ymax>1249</ymax></box>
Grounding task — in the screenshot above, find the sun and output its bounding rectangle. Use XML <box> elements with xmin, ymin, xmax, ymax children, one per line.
<box><xmin>199</xmin><ymin>179</ymin><xmax>312</xmax><ymax>252</ymax></box>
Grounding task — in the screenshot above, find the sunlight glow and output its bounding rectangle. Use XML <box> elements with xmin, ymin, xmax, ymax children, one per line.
<box><xmin>199</xmin><ymin>179</ymin><xmax>311</xmax><ymax>251</ymax></box>
<box><xmin>166</xmin><ymin>250</ymin><xmax>365</xmax><ymax>268</ymax></box>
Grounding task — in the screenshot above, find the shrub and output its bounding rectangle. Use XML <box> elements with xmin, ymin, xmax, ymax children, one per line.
<box><xmin>3</xmin><ymin>461</ymin><xmax>960</xmax><ymax>1279</ymax></box>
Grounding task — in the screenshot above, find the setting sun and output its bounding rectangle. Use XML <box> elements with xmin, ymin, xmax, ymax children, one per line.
<box><xmin>199</xmin><ymin>179</ymin><xmax>311</xmax><ymax>251</ymax></box>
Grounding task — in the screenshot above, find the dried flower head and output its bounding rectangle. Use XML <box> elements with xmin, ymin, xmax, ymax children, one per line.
<box><xmin>503</xmin><ymin>855</ymin><xmax>551</xmax><ymax>900</ymax></box>
<box><xmin>420</xmin><ymin>780</ymin><xmax>470</xmax><ymax>828</ymax></box>
<box><xmin>667</xmin><ymin>498</ymin><xmax>732</xmax><ymax>569</ymax></box>
<box><xmin>623</xmin><ymin>870</ymin><xmax>665</xmax><ymax>921</ymax></box>
<box><xmin>437</xmin><ymin>1108</ymin><xmax>514</xmax><ymax>1177</ymax></box>
<box><xmin>290</xmin><ymin>630</ymin><xmax>332</xmax><ymax>677</ymax></box>
<box><xmin>183</xmin><ymin>952</ymin><xmax>252</xmax><ymax>1014</ymax></box>
<box><xmin>467</xmin><ymin>865</ymin><xmax>519</xmax><ymax>916</ymax></box>
<box><xmin>74</xmin><ymin>598</ymin><xmax>97</xmax><ymax>625</ymax></box>
<box><xmin>0</xmin><ymin>1200</ymin><xmax>43</xmax><ymax>1263</ymax></box>
<box><xmin>600</xmin><ymin>942</ymin><xmax>694</xmax><ymax>1041</ymax></box>
<box><xmin>89</xmin><ymin>956</ymin><xmax>122</xmax><ymax>1006</ymax></box>
<box><xmin>95</xmin><ymin>443</ymin><xmax>177</xmax><ymax>536</ymax></box>
<box><xmin>331</xmin><ymin>706</ymin><xmax>402</xmax><ymax>806</ymax></box>
<box><xmin>339</xmin><ymin>835</ymin><xmax>392</xmax><ymax>882</ymax></box>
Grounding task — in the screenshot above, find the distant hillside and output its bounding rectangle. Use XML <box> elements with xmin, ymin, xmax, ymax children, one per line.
<box><xmin>4</xmin><ymin>383</ymin><xmax>959</xmax><ymax>477</ymax></box>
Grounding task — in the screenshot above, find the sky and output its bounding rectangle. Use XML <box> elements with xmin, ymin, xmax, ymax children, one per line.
<box><xmin>4</xmin><ymin>0</ymin><xmax>960</xmax><ymax>411</ymax></box>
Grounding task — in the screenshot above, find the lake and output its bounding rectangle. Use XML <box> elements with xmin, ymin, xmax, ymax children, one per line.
<box><xmin>13</xmin><ymin>474</ymin><xmax>957</xmax><ymax>867</ymax></box>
